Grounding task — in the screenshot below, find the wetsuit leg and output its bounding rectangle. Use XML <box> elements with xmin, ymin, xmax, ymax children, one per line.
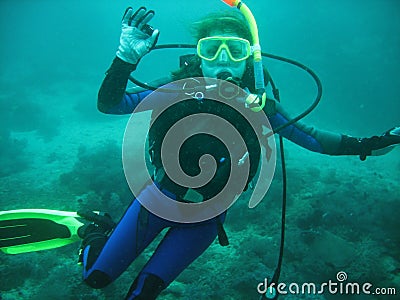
<box><xmin>82</xmin><ymin>197</ymin><xmax>167</xmax><ymax>288</ymax></box>
<box><xmin>125</xmin><ymin>215</ymin><xmax>223</xmax><ymax>299</ymax></box>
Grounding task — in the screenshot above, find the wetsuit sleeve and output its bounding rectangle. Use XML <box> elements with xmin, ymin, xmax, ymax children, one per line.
<box><xmin>98</xmin><ymin>57</ymin><xmax>152</xmax><ymax>115</ymax></box>
<box><xmin>268</xmin><ymin>101</ymin><xmax>343</xmax><ymax>155</ymax></box>
<box><xmin>267</xmin><ymin>102</ymin><xmax>400</xmax><ymax>159</ymax></box>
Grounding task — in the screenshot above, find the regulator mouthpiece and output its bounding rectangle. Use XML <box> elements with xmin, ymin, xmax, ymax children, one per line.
<box><xmin>217</xmin><ymin>71</ymin><xmax>233</xmax><ymax>80</ymax></box>
<box><xmin>217</xmin><ymin>72</ymin><xmax>241</xmax><ymax>99</ymax></box>
<box><xmin>217</xmin><ymin>72</ymin><xmax>241</xmax><ymax>86</ymax></box>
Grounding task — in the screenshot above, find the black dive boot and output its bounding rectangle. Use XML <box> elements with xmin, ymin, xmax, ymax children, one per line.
<box><xmin>77</xmin><ymin>211</ymin><xmax>115</xmax><ymax>266</ymax></box>
<box><xmin>125</xmin><ymin>272</ymin><xmax>166</xmax><ymax>300</ymax></box>
<box><xmin>77</xmin><ymin>211</ymin><xmax>116</xmax><ymax>288</ymax></box>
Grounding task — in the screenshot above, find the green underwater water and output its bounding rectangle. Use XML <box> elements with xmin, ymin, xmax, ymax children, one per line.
<box><xmin>1</xmin><ymin>0</ymin><xmax>399</xmax><ymax>299</ymax></box>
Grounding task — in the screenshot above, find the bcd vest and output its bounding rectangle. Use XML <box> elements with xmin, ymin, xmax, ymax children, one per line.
<box><xmin>147</xmin><ymin>97</ymin><xmax>261</xmax><ymax>200</ymax></box>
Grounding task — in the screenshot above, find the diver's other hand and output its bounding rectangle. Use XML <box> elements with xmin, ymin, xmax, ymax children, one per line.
<box><xmin>357</xmin><ymin>126</ymin><xmax>400</xmax><ymax>160</ymax></box>
<box><xmin>364</xmin><ymin>126</ymin><xmax>400</xmax><ymax>159</ymax></box>
<box><xmin>338</xmin><ymin>127</ymin><xmax>400</xmax><ymax>160</ymax></box>
<box><xmin>116</xmin><ymin>7</ymin><xmax>160</xmax><ymax>65</ymax></box>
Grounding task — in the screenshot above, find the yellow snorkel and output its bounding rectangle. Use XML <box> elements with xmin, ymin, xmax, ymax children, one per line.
<box><xmin>221</xmin><ymin>0</ymin><xmax>266</xmax><ymax>112</ymax></box>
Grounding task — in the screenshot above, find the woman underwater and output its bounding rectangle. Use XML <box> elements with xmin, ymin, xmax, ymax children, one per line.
<box><xmin>79</xmin><ymin>6</ymin><xmax>400</xmax><ymax>299</ymax></box>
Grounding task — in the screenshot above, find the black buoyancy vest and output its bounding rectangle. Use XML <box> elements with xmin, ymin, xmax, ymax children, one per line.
<box><xmin>148</xmin><ymin>97</ymin><xmax>261</xmax><ymax>200</ymax></box>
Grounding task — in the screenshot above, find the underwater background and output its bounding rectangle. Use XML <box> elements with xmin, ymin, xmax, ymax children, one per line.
<box><xmin>1</xmin><ymin>0</ymin><xmax>399</xmax><ymax>299</ymax></box>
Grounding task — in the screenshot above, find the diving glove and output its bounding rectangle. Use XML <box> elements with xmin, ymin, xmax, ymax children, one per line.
<box><xmin>339</xmin><ymin>127</ymin><xmax>400</xmax><ymax>160</ymax></box>
<box><xmin>116</xmin><ymin>7</ymin><xmax>160</xmax><ymax>65</ymax></box>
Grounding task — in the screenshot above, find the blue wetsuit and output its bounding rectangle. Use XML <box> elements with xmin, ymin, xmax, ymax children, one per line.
<box><xmin>82</xmin><ymin>185</ymin><xmax>224</xmax><ymax>295</ymax></box>
<box><xmin>82</xmin><ymin>57</ymin><xmax>347</xmax><ymax>299</ymax></box>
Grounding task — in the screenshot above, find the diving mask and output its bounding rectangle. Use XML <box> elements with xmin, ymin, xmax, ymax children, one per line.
<box><xmin>197</xmin><ymin>36</ymin><xmax>251</xmax><ymax>62</ymax></box>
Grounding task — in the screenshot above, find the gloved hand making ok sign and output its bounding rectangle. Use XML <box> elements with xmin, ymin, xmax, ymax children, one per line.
<box><xmin>116</xmin><ymin>7</ymin><xmax>160</xmax><ymax>65</ymax></box>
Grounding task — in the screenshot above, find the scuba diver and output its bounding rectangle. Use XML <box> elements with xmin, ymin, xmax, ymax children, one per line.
<box><xmin>80</xmin><ymin>6</ymin><xmax>399</xmax><ymax>299</ymax></box>
<box><xmin>1</xmin><ymin>3</ymin><xmax>398</xmax><ymax>300</ymax></box>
